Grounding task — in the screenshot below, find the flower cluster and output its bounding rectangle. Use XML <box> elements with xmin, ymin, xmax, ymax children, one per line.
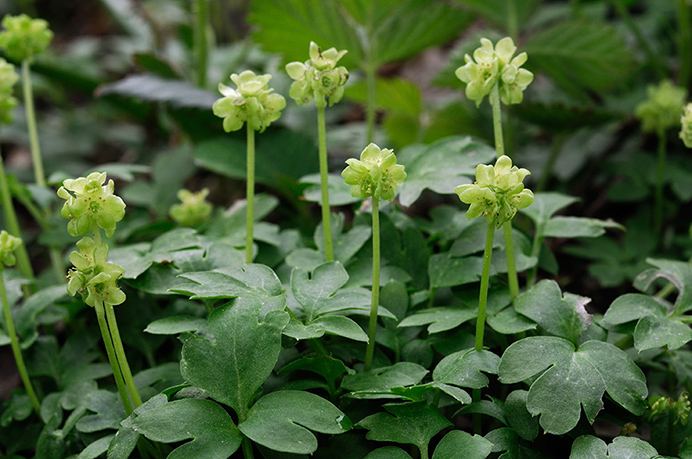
<box><xmin>169</xmin><ymin>188</ymin><xmax>213</xmax><ymax>227</ymax></box>
<box><xmin>342</xmin><ymin>143</ymin><xmax>406</xmax><ymax>201</ymax></box>
<box><xmin>0</xmin><ymin>230</ymin><xmax>22</xmax><ymax>267</ymax></box>
<box><xmin>286</xmin><ymin>41</ymin><xmax>349</xmax><ymax>108</ymax></box>
<box><xmin>455</xmin><ymin>37</ymin><xmax>533</xmax><ymax>107</ymax></box>
<box><xmin>0</xmin><ymin>14</ymin><xmax>53</xmax><ymax>62</ymax></box>
<box><xmin>680</xmin><ymin>103</ymin><xmax>692</xmax><ymax>148</ymax></box>
<box><xmin>0</xmin><ymin>58</ymin><xmax>18</xmax><ymax>125</ymax></box>
<box><xmin>649</xmin><ymin>393</ymin><xmax>690</xmax><ymax>426</ymax></box>
<box><xmin>454</xmin><ymin>155</ymin><xmax>534</xmax><ymax>227</ymax></box>
<box><xmin>57</xmin><ymin>172</ymin><xmax>126</xmax><ymax>238</ymax></box>
<box><xmin>212</xmin><ymin>70</ymin><xmax>285</xmax><ymax>133</ymax></box>
<box><xmin>635</xmin><ymin>80</ymin><xmax>687</xmax><ymax>134</ymax></box>
<box><xmin>66</xmin><ymin>237</ymin><xmax>126</xmax><ymax>308</ymax></box>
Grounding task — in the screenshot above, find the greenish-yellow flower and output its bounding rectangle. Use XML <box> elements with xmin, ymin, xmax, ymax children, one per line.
<box><xmin>0</xmin><ymin>230</ymin><xmax>22</xmax><ymax>267</ymax></box>
<box><xmin>66</xmin><ymin>236</ymin><xmax>126</xmax><ymax>307</ymax></box>
<box><xmin>455</xmin><ymin>37</ymin><xmax>533</xmax><ymax>107</ymax></box>
<box><xmin>286</xmin><ymin>41</ymin><xmax>349</xmax><ymax>108</ymax></box>
<box><xmin>342</xmin><ymin>143</ymin><xmax>406</xmax><ymax>201</ymax></box>
<box><xmin>0</xmin><ymin>14</ymin><xmax>53</xmax><ymax>62</ymax></box>
<box><xmin>212</xmin><ymin>70</ymin><xmax>286</xmax><ymax>133</ymax></box>
<box><xmin>169</xmin><ymin>188</ymin><xmax>213</xmax><ymax>227</ymax></box>
<box><xmin>680</xmin><ymin>102</ymin><xmax>692</xmax><ymax>148</ymax></box>
<box><xmin>0</xmin><ymin>58</ymin><xmax>18</xmax><ymax>125</ymax></box>
<box><xmin>635</xmin><ymin>80</ymin><xmax>687</xmax><ymax>134</ymax></box>
<box><xmin>454</xmin><ymin>155</ymin><xmax>534</xmax><ymax>227</ymax></box>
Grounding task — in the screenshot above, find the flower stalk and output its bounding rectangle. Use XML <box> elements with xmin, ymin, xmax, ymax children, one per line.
<box><xmin>245</xmin><ymin>124</ymin><xmax>255</xmax><ymax>263</ymax></box>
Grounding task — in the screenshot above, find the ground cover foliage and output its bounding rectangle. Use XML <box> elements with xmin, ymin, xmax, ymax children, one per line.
<box><xmin>1</xmin><ymin>0</ymin><xmax>692</xmax><ymax>458</ymax></box>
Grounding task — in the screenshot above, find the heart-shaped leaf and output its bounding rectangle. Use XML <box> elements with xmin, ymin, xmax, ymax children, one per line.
<box><xmin>180</xmin><ymin>298</ymin><xmax>289</xmax><ymax>419</ymax></box>
<box><xmin>499</xmin><ymin>337</ymin><xmax>647</xmax><ymax>434</ymax></box>
<box><xmin>132</xmin><ymin>399</ymin><xmax>242</xmax><ymax>459</ymax></box>
<box><xmin>238</xmin><ymin>390</ymin><xmax>352</xmax><ymax>455</ymax></box>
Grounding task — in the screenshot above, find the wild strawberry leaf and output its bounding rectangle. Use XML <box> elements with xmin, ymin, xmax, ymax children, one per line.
<box><xmin>238</xmin><ymin>390</ymin><xmax>352</xmax><ymax>455</ymax></box>
<box><xmin>499</xmin><ymin>337</ymin><xmax>648</xmax><ymax>435</ymax></box>
<box><xmin>180</xmin><ymin>298</ymin><xmax>289</xmax><ymax>418</ymax></box>
<box><xmin>131</xmin><ymin>399</ymin><xmax>242</xmax><ymax>459</ymax></box>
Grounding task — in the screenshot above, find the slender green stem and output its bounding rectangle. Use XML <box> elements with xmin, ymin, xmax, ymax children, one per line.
<box><xmin>193</xmin><ymin>0</ymin><xmax>208</xmax><ymax>87</ymax></box>
<box><xmin>0</xmin><ymin>150</ymin><xmax>34</xmax><ymax>284</ymax></box>
<box><xmin>490</xmin><ymin>83</ymin><xmax>505</xmax><ymax>158</ymax></box>
<box><xmin>105</xmin><ymin>303</ymin><xmax>142</xmax><ymax>408</ymax></box>
<box><xmin>654</xmin><ymin>129</ymin><xmax>666</xmax><ymax>237</ymax></box>
<box><xmin>507</xmin><ymin>0</ymin><xmax>518</xmax><ymax>41</ymax></box>
<box><xmin>678</xmin><ymin>0</ymin><xmax>692</xmax><ymax>90</ymax></box>
<box><xmin>21</xmin><ymin>61</ymin><xmax>45</xmax><ymax>187</ymax></box>
<box><xmin>611</xmin><ymin>0</ymin><xmax>667</xmax><ymax>80</ymax></box>
<box><xmin>503</xmin><ymin>222</ymin><xmax>519</xmax><ymax>300</ymax></box>
<box><xmin>0</xmin><ymin>268</ymin><xmax>40</xmax><ymax>413</ymax></box>
<box><xmin>245</xmin><ymin>125</ymin><xmax>255</xmax><ymax>264</ymax></box>
<box><xmin>365</xmin><ymin>63</ymin><xmax>377</xmax><ymax>144</ymax></box>
<box><xmin>419</xmin><ymin>444</ymin><xmax>429</xmax><ymax>459</ymax></box>
<box><xmin>476</xmin><ymin>222</ymin><xmax>495</xmax><ymax>351</ymax></box>
<box><xmin>94</xmin><ymin>299</ymin><xmax>133</xmax><ymax>415</ymax></box>
<box><xmin>317</xmin><ymin>105</ymin><xmax>334</xmax><ymax>261</ymax></box>
<box><xmin>364</xmin><ymin>198</ymin><xmax>380</xmax><ymax>371</ymax></box>
<box><xmin>241</xmin><ymin>436</ymin><xmax>254</xmax><ymax>459</ymax></box>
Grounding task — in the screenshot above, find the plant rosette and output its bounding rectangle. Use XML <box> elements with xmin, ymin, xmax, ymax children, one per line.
<box><xmin>454</xmin><ymin>155</ymin><xmax>534</xmax><ymax>227</ymax></box>
<box><xmin>455</xmin><ymin>37</ymin><xmax>533</xmax><ymax>107</ymax></box>
<box><xmin>286</xmin><ymin>41</ymin><xmax>349</xmax><ymax>108</ymax></box>
<box><xmin>212</xmin><ymin>70</ymin><xmax>286</xmax><ymax>133</ymax></box>
<box><xmin>342</xmin><ymin>143</ymin><xmax>407</xmax><ymax>202</ymax></box>
<box><xmin>57</xmin><ymin>172</ymin><xmax>126</xmax><ymax>238</ymax></box>
<box><xmin>0</xmin><ymin>14</ymin><xmax>53</xmax><ymax>62</ymax></box>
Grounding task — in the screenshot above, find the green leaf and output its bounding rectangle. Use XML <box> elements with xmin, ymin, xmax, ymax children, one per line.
<box><xmin>342</xmin><ymin>362</ymin><xmax>428</xmax><ymax>392</ymax></box>
<box><xmin>12</xmin><ymin>285</ymin><xmax>69</xmax><ymax>349</ymax></box>
<box><xmin>519</xmin><ymin>192</ymin><xmax>579</xmax><ymax>227</ymax></box>
<box><xmin>570</xmin><ymin>435</ymin><xmax>659</xmax><ymax>459</ymax></box>
<box><xmin>399</xmin><ymin>306</ymin><xmax>477</xmax><ymax>334</ymax></box>
<box><xmin>432</xmin><ymin>430</ymin><xmax>493</xmax><ymax>459</ymax></box>
<box><xmin>278</xmin><ymin>355</ymin><xmax>354</xmax><ymax>387</ymax></box>
<box><xmin>358</xmin><ymin>402</ymin><xmax>452</xmax><ymax>456</ymax></box>
<box><xmin>96</xmin><ymin>74</ymin><xmax>217</xmax><ymax>109</ymax></box>
<box><xmin>457</xmin><ymin>0</ymin><xmax>541</xmax><ymax>33</ymax></box>
<box><xmin>433</xmin><ymin>348</ymin><xmax>500</xmax><ymax>389</ymax></box>
<box><xmin>513</xmin><ymin>280</ymin><xmax>592</xmax><ymax>343</ymax></box>
<box><xmin>173</xmin><ymin>264</ymin><xmax>286</xmax><ymax>314</ymax></box>
<box><xmin>300</xmin><ymin>173</ymin><xmax>360</xmax><ymax>206</ymax></box>
<box><xmin>75</xmin><ymin>390</ymin><xmax>126</xmax><ymax>433</ymax></box>
<box><xmin>504</xmin><ymin>390</ymin><xmax>539</xmax><ymax>442</ymax></box>
<box><xmin>428</xmin><ymin>253</ymin><xmax>484</xmax><ymax>288</ymax></box>
<box><xmin>311</xmin><ymin>315</ymin><xmax>368</xmax><ymax>342</ymax></box>
<box><xmin>107</xmin><ymin>394</ymin><xmax>169</xmax><ymax>459</ymax></box>
<box><xmin>524</xmin><ymin>20</ymin><xmax>635</xmax><ymax>96</ymax></box>
<box><xmin>634</xmin><ymin>258</ymin><xmax>692</xmax><ymax>315</ymax></box>
<box><xmin>542</xmin><ymin>216</ymin><xmax>624</xmax><ymax>238</ymax></box>
<box><xmin>144</xmin><ymin>315</ymin><xmax>208</xmax><ymax>335</ymax></box>
<box><xmin>315</xmin><ymin>215</ymin><xmax>373</xmax><ymax>266</ymax></box>
<box><xmin>398</xmin><ymin>136</ymin><xmax>496</xmax><ymax>207</ymax></box>
<box><xmin>346</xmin><ymin>78</ymin><xmax>422</xmax><ymax>117</ymax></box>
<box><xmin>193</xmin><ymin>130</ymin><xmax>318</xmax><ymax>189</ymax></box>
<box><xmin>365</xmin><ymin>447</ymin><xmax>413</xmax><ymax>459</ymax></box>
<box><xmin>499</xmin><ymin>337</ymin><xmax>647</xmax><ymax>434</ymax></box>
<box><xmin>76</xmin><ymin>435</ymin><xmax>113</xmax><ymax>459</ymax></box>
<box><xmin>485</xmin><ymin>427</ymin><xmax>546</xmax><ymax>459</ymax></box>
<box><xmin>603</xmin><ymin>293</ymin><xmax>692</xmax><ymax>351</ymax></box>
<box><xmin>180</xmin><ymin>298</ymin><xmax>290</xmax><ymax>418</ymax></box>
<box><xmin>238</xmin><ymin>390</ymin><xmax>352</xmax><ymax>455</ymax></box>
<box><xmin>132</xmin><ymin>399</ymin><xmax>242</xmax><ymax>459</ymax></box>
<box><xmin>291</xmin><ymin>262</ymin><xmax>348</xmax><ymax>320</ymax></box>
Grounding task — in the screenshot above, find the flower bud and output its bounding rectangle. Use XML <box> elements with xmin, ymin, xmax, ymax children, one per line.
<box><xmin>454</xmin><ymin>155</ymin><xmax>534</xmax><ymax>227</ymax></box>
<box><xmin>455</xmin><ymin>37</ymin><xmax>533</xmax><ymax>107</ymax></box>
<box><xmin>0</xmin><ymin>230</ymin><xmax>22</xmax><ymax>267</ymax></box>
<box><xmin>213</xmin><ymin>70</ymin><xmax>286</xmax><ymax>133</ymax></box>
<box><xmin>169</xmin><ymin>188</ymin><xmax>213</xmax><ymax>227</ymax></box>
<box><xmin>286</xmin><ymin>42</ymin><xmax>349</xmax><ymax>108</ymax></box>
<box><xmin>0</xmin><ymin>58</ymin><xmax>18</xmax><ymax>125</ymax></box>
<box><xmin>680</xmin><ymin>102</ymin><xmax>692</xmax><ymax>148</ymax></box>
<box><xmin>0</xmin><ymin>14</ymin><xmax>53</xmax><ymax>62</ymax></box>
<box><xmin>342</xmin><ymin>143</ymin><xmax>406</xmax><ymax>201</ymax></box>
<box><xmin>66</xmin><ymin>236</ymin><xmax>126</xmax><ymax>307</ymax></box>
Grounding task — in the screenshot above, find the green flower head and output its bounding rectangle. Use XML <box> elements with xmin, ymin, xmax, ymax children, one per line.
<box><xmin>0</xmin><ymin>58</ymin><xmax>18</xmax><ymax>125</ymax></box>
<box><xmin>0</xmin><ymin>230</ymin><xmax>22</xmax><ymax>267</ymax></box>
<box><xmin>0</xmin><ymin>14</ymin><xmax>53</xmax><ymax>62</ymax></box>
<box><xmin>455</xmin><ymin>37</ymin><xmax>533</xmax><ymax>107</ymax></box>
<box><xmin>285</xmin><ymin>41</ymin><xmax>349</xmax><ymax>108</ymax></box>
<box><xmin>212</xmin><ymin>70</ymin><xmax>286</xmax><ymax>133</ymax></box>
<box><xmin>635</xmin><ymin>80</ymin><xmax>687</xmax><ymax>134</ymax></box>
<box><xmin>342</xmin><ymin>143</ymin><xmax>406</xmax><ymax>201</ymax></box>
<box><xmin>680</xmin><ymin>102</ymin><xmax>692</xmax><ymax>148</ymax></box>
<box><xmin>169</xmin><ymin>188</ymin><xmax>213</xmax><ymax>227</ymax></box>
<box><xmin>57</xmin><ymin>172</ymin><xmax>126</xmax><ymax>238</ymax></box>
<box><xmin>454</xmin><ymin>155</ymin><xmax>534</xmax><ymax>227</ymax></box>
<box><xmin>66</xmin><ymin>236</ymin><xmax>126</xmax><ymax>307</ymax></box>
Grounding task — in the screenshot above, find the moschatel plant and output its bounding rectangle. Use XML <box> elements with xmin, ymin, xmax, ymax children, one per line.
<box><xmin>3</xmin><ymin>3</ymin><xmax>692</xmax><ymax>459</ymax></box>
